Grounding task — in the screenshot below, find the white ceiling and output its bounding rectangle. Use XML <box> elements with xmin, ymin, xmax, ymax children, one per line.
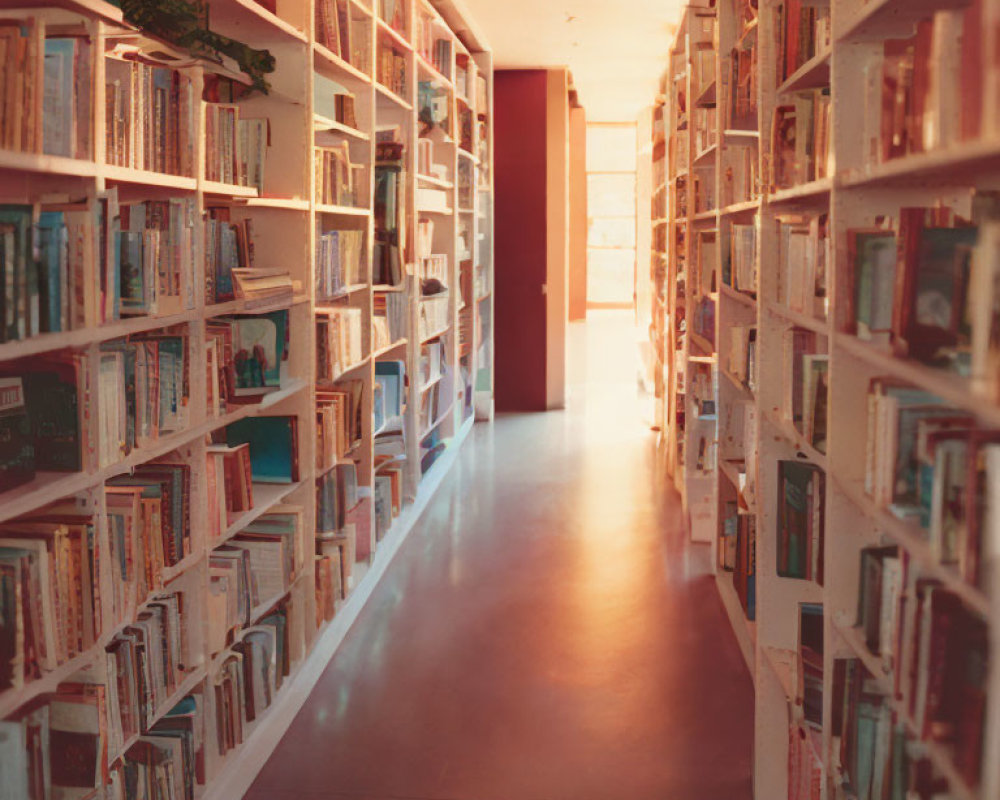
<box><xmin>458</xmin><ymin>0</ymin><xmax>685</xmax><ymax>122</ymax></box>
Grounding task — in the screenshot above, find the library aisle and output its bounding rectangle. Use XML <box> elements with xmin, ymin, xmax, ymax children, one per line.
<box><xmin>244</xmin><ymin>311</ymin><xmax>753</xmax><ymax>800</ymax></box>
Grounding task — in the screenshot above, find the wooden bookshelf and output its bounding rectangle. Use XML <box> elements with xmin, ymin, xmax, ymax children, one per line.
<box><xmin>0</xmin><ymin>0</ymin><xmax>493</xmax><ymax>796</ymax></box>
<box><xmin>647</xmin><ymin>1</ymin><xmax>1000</xmax><ymax>799</ymax></box>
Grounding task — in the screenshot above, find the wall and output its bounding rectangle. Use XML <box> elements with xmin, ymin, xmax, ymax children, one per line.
<box><xmin>494</xmin><ymin>68</ymin><xmax>570</xmax><ymax>411</ymax></box>
<box><xmin>569</xmin><ymin>106</ymin><xmax>588</xmax><ymax>321</ymax></box>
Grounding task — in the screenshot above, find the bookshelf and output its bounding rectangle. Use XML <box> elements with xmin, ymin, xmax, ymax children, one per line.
<box><xmin>650</xmin><ymin>1</ymin><xmax>1000</xmax><ymax>799</ymax></box>
<box><xmin>0</xmin><ymin>0</ymin><xmax>493</xmax><ymax>796</ymax></box>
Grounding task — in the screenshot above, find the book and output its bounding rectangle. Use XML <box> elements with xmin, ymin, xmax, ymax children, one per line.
<box><xmin>225</xmin><ymin>416</ymin><xmax>299</xmax><ymax>484</ymax></box>
<box><xmin>776</xmin><ymin>460</ymin><xmax>824</xmax><ymax>583</ymax></box>
<box><xmin>848</xmin><ymin>229</ymin><xmax>896</xmax><ymax>343</ymax></box>
<box><xmin>315</xmin><ymin>228</ymin><xmax>366</xmax><ymax>300</ymax></box>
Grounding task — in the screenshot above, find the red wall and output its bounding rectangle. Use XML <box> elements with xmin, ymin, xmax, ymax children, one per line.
<box><xmin>494</xmin><ymin>71</ymin><xmax>549</xmax><ymax>411</ymax></box>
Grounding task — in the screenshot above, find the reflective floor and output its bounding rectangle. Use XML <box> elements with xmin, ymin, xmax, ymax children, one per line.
<box><xmin>245</xmin><ymin>311</ymin><xmax>754</xmax><ymax>800</ymax></box>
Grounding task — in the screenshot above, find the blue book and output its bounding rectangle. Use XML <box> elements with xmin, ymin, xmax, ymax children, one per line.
<box><xmin>36</xmin><ymin>212</ymin><xmax>65</xmax><ymax>333</ymax></box>
<box><xmin>226</xmin><ymin>416</ymin><xmax>298</xmax><ymax>484</ymax></box>
<box><xmin>43</xmin><ymin>39</ymin><xmax>75</xmax><ymax>157</ymax></box>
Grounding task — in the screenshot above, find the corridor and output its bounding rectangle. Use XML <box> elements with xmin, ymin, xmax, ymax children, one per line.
<box><xmin>244</xmin><ymin>312</ymin><xmax>754</xmax><ymax>800</ymax></box>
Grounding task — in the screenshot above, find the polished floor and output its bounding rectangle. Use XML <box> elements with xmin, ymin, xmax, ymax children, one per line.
<box><xmin>245</xmin><ymin>311</ymin><xmax>754</xmax><ymax>800</ymax></box>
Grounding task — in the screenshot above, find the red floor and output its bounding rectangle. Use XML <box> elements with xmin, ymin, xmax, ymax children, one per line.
<box><xmin>244</xmin><ymin>314</ymin><xmax>754</xmax><ymax>800</ymax></box>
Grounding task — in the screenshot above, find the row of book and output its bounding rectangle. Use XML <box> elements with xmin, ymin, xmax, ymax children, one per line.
<box><xmin>105</xmin><ymin>51</ymin><xmax>194</xmax><ymax>177</ymax></box>
<box><xmin>0</xmin><ymin>462</ymin><xmax>193</xmax><ymax>689</ymax></box>
<box><xmin>207</xmin><ymin>508</ymin><xmax>299</xmax><ymax>656</ymax></box>
<box><xmin>419</xmin><ymin>364</ymin><xmax>451</xmax><ymax>434</ymax></box>
<box><xmin>874</xmin><ymin>7</ymin><xmax>985</xmax><ymax>166</ymax></box>
<box><xmin>847</xmin><ymin>204</ymin><xmax>1000</xmax><ymax>394</ymax></box>
<box><xmin>315</xmin><ymin>143</ymin><xmax>365</xmax><ymax>207</ymax></box>
<box><xmin>204</xmin><ymin>104</ymin><xmax>267</xmax><ymax>192</ymax></box>
<box><xmin>783</xmin><ymin>327</ymin><xmax>828</xmax><ymax>453</ymax></box>
<box><xmin>316</xmin><ymin>229</ymin><xmax>366</xmax><ymax>300</ymax></box>
<box><xmin>417</xmin><ymin>293</ymin><xmax>450</xmax><ymax>341</ymax></box>
<box><xmin>374</xmin><ymin>137</ymin><xmax>406</xmax><ymax>287</ymax></box>
<box><xmin>376</xmin><ymin>41</ymin><xmax>408</xmax><ymax>99</ymax></box>
<box><xmin>213</xmin><ymin>602</ymin><xmax>291</xmax><ymax>757</ymax></box>
<box><xmin>769</xmin><ymin>89</ymin><xmax>831</xmax><ymax>191</ymax></box>
<box><xmin>373</xmin><ymin>457</ymin><xmax>404</xmax><ymax>542</ymax></box>
<box><xmin>0</xmin><ymin>23</ymin><xmax>90</xmax><ymax>158</ymax></box>
<box><xmin>724</xmin><ymin>220</ymin><xmax>756</xmax><ymax>295</ymax></box>
<box><xmin>839</xmin><ymin>577</ymin><xmax>988</xmax><ymax>793</ymax></box>
<box><xmin>776</xmin><ymin>0</ymin><xmax>830</xmax><ymax>86</ymax></box>
<box><xmin>777</xmin><ymin>213</ymin><xmax>828</xmax><ymax>320</ymax></box>
<box><xmin>372</xmin><ymin>291</ymin><xmax>408</xmax><ymax>351</ymax></box>
<box><xmin>315</xmin><ymin>0</ymin><xmax>369</xmax><ymax>70</ymax></box>
<box><xmin>720</xmin><ymin>142</ymin><xmax>759</xmax><ymax>208</ymax></box>
<box><xmin>205</xmin><ymin>208</ymin><xmax>255</xmax><ymax>306</ymax></box>
<box><xmin>415</xmin><ymin>11</ymin><xmax>452</xmax><ymax>79</ymax></box>
<box><xmin>864</xmin><ymin>378</ymin><xmax>1000</xmax><ymax>590</ymax></box>
<box><xmin>0</xmin><ymin>502</ymin><xmax>99</xmax><ymax>688</ymax></box>
<box><xmin>726</xmin><ymin>324</ymin><xmax>757</xmax><ymax>394</ymax></box>
<box><xmin>207</xmin><ymin>441</ymin><xmax>253</xmax><ymax>537</ymax></box>
<box><xmin>317</xmin><ymin>381</ymin><xmax>364</xmax><ymax>471</ymax></box>
<box><xmin>317</xmin><ymin>461</ymin><xmax>358</xmax><ymax>537</ymax></box>
<box><xmin>725</xmin><ymin>17</ymin><xmax>757</xmax><ymax>131</ymax></box>
<box><xmin>316</xmin><ymin>307</ymin><xmax>363</xmax><ymax>380</ymax></box>
<box><xmin>98</xmin><ymin>328</ymin><xmax>190</xmax><ymax>467</ymax></box>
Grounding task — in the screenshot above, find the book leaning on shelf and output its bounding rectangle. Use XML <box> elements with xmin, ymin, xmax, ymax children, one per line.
<box><xmin>207</xmin><ymin>441</ymin><xmax>254</xmax><ymax>538</ymax></box>
<box><xmin>317</xmin><ymin>380</ymin><xmax>364</xmax><ymax>470</ymax></box>
<box><xmin>203</xmin><ymin>75</ymin><xmax>267</xmax><ymax>191</ymax></box>
<box><xmin>206</xmin><ymin>310</ymin><xmax>289</xmax><ymax>417</ymax></box>
<box><xmin>315</xmin><ymin>142</ymin><xmax>366</xmax><ymax>207</ymax></box>
<box><xmin>372</xmin><ymin>291</ymin><xmax>407</xmax><ymax>351</ymax></box>
<box><xmin>315</xmin><ymin>0</ymin><xmax>369</xmax><ymax>70</ymax></box>
<box><xmin>377</xmin><ymin>41</ymin><xmax>407</xmax><ymax>98</ymax></box>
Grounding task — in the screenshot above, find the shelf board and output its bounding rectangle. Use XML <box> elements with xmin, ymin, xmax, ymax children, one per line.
<box><xmin>415</xmin><ymin>52</ymin><xmax>453</xmax><ymax>89</ymax></box>
<box><xmin>839</xmin><ymin>138</ymin><xmax>1000</xmax><ymax>190</ymax></box>
<box><xmin>313</xmin><ymin>115</ymin><xmax>370</xmax><ymax>140</ymax></box>
<box><xmin>688</xmin><ymin>330</ymin><xmax>716</xmax><ymax>354</ymax></box>
<box><xmin>765</xmin><ymin>300</ymin><xmax>829</xmax><ymax>335</ymax></box>
<box><xmin>372</xmin><ymin>283</ymin><xmax>405</xmax><ymax>293</ymax></box>
<box><xmin>421</xmin><ymin>400</ymin><xmax>455</xmax><ymax>438</ymax></box>
<box><xmin>372</xmin><ymin>338</ymin><xmax>408</xmax><ymax>358</ymax></box>
<box><xmin>767</xmin><ymin>177</ymin><xmax>833</xmax><ymax>206</ymax></box>
<box><xmin>237</xmin><ymin>196</ymin><xmax>310</xmax><ymax>211</ymax></box>
<box><xmin>375</xmin><ymin>82</ymin><xmax>413</xmax><ymax>110</ymax></box>
<box><xmin>719</xmin><ymin>198</ymin><xmax>761</xmax><ymax>217</ymax></box>
<box><xmin>720</xmin><ymin>284</ymin><xmax>757</xmax><ymax>308</ymax></box>
<box><xmin>8</xmin><ymin>0</ymin><xmax>124</xmax><ymax>21</ymax></box>
<box><xmin>210</xmin><ymin>0</ymin><xmax>308</xmax><ymax>43</ymax></box>
<box><xmin>761</xmin><ymin>646</ymin><xmax>799</xmax><ymax>708</ymax></box>
<box><xmin>776</xmin><ymin>47</ymin><xmax>831</xmax><ymax>95</ymax></box>
<box><xmin>720</xmin><ymin>367</ymin><xmax>754</xmax><ymax>400</ymax></box>
<box><xmin>318</xmin><ymin>284</ymin><xmax>369</xmax><ymax>302</ymax></box>
<box><xmin>0</xmin><ymin>148</ymin><xmax>96</xmax><ymax>178</ymax></box>
<box><xmin>217</xmin><ymin>480</ymin><xmax>305</xmax><ymax>545</ymax></box>
<box><xmin>693</xmin><ymin>209</ymin><xmax>717</xmax><ymax>222</ymax></box>
<box><xmin>315</xmin><ymin>203</ymin><xmax>371</xmax><ymax>216</ymax></box>
<box><xmin>329</xmin><ymin>355</ymin><xmax>372</xmax><ymax>381</ymax></box>
<box><xmin>838</xmin><ymin>0</ymin><xmax>969</xmax><ymax>44</ymax></box>
<box><xmin>103</xmin><ymin>164</ymin><xmax>198</xmax><ymax>190</ymax></box>
<box><xmin>762</xmin><ymin>407</ymin><xmax>828</xmax><ymax>470</ymax></box>
<box><xmin>206</xmin><ymin>292</ymin><xmax>309</xmax><ymax>317</ymax></box>
<box><xmin>832</xmin><ymin>474</ymin><xmax>991</xmax><ymax>618</ymax></box>
<box><xmin>312</xmin><ymin>42</ymin><xmax>372</xmax><ymax>85</ymax></box>
<box><xmin>0</xmin><ymin>307</ymin><xmax>198</xmax><ymax>363</ymax></box>
<box><xmin>417</xmin><ymin>173</ymin><xmax>454</xmax><ymax>189</ymax></box>
<box><xmin>420</xmin><ymin>372</ymin><xmax>444</xmax><ymax>393</ymax></box>
<box><xmin>834</xmin><ymin>332</ymin><xmax>1000</xmax><ymax>429</ymax></box>
<box><xmin>723</xmin><ymin>128</ymin><xmax>759</xmax><ymax>140</ymax></box>
<box><xmin>416</xmin><ymin>206</ymin><xmax>454</xmax><ymax>215</ymax></box>
<box><xmin>201</xmin><ymin>179</ymin><xmax>260</xmax><ymax>197</ymax></box>
<box><xmin>714</xmin><ymin>572</ymin><xmax>757</xmax><ymax>682</ymax></box>
<box><xmin>694</xmin><ymin>79</ymin><xmax>717</xmax><ymax>108</ymax></box>
<box><xmin>420</xmin><ymin>325</ymin><xmax>451</xmax><ymax>344</ymax></box>
<box><xmin>376</xmin><ymin>16</ymin><xmax>413</xmax><ymax>51</ymax></box>
<box><xmin>458</xmin><ymin>148</ymin><xmax>480</xmax><ymax>165</ymax></box>
<box><xmin>692</xmin><ymin>143</ymin><xmax>718</xmax><ymax>167</ymax></box>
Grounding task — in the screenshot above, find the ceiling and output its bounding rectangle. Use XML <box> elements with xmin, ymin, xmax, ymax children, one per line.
<box><xmin>457</xmin><ymin>0</ymin><xmax>684</xmax><ymax>122</ymax></box>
